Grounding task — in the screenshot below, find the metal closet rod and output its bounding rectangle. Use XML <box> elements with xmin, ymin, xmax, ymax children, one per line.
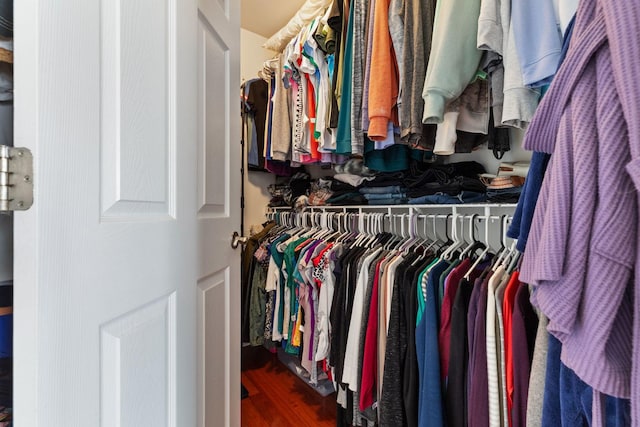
<box><xmin>266</xmin><ymin>204</ymin><xmax>517</xmax><ymax>224</ymax></box>
<box><xmin>265</xmin><ymin>212</ymin><xmax>512</xmax><ymax>226</ymax></box>
<box><xmin>266</xmin><ymin>205</ymin><xmax>517</xmax><ymax>250</ymax></box>
<box><xmin>267</xmin><ymin>203</ymin><xmax>517</xmax><ymax>211</ymax></box>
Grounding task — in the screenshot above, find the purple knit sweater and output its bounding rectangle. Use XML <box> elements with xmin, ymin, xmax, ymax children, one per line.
<box><xmin>519</xmin><ymin>0</ymin><xmax>640</xmax><ymax>425</ymax></box>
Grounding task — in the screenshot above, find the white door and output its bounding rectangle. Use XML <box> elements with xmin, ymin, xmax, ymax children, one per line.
<box><xmin>196</xmin><ymin>0</ymin><xmax>242</xmax><ymax>426</ymax></box>
<box><xmin>12</xmin><ymin>0</ymin><xmax>241</xmax><ymax>425</ymax></box>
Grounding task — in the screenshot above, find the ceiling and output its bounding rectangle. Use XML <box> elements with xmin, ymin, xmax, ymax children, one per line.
<box><xmin>241</xmin><ymin>0</ymin><xmax>307</xmax><ymax>38</ymax></box>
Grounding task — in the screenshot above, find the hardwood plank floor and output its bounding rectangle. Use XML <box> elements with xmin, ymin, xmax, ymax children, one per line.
<box><xmin>241</xmin><ymin>346</ymin><xmax>337</xmax><ymax>426</ymax></box>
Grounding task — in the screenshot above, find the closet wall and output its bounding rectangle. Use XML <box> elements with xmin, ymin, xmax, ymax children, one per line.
<box><xmin>241</xmin><ymin>29</ymin><xmax>277</xmax><ymax>234</ymax></box>
<box><xmin>448</xmin><ymin>127</ymin><xmax>531</xmax><ymax>175</ymax></box>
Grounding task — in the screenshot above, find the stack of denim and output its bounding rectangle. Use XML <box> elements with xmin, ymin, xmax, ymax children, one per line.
<box><xmin>486</xmin><ymin>186</ymin><xmax>523</xmax><ymax>203</ymax></box>
<box><xmin>359</xmin><ymin>185</ymin><xmax>408</xmax><ymax>205</ymax></box>
<box><xmin>408</xmin><ymin>191</ymin><xmax>486</xmax><ymax>204</ymax></box>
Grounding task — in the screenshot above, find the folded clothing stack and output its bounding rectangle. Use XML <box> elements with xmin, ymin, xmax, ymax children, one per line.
<box><xmin>267</xmin><ymin>172</ymin><xmax>312</xmax><ymax>208</ymax></box>
<box><xmin>408</xmin><ymin>190</ymin><xmax>486</xmax><ymax>204</ymax></box>
<box><xmin>322</xmin><ymin>175</ymin><xmax>366</xmax><ymax>205</ymax></box>
<box><xmin>360</xmin><ymin>185</ymin><xmax>408</xmax><ymax>205</ymax></box>
<box><xmin>358</xmin><ymin>171</ymin><xmax>410</xmax><ymax>205</ymax></box>
<box><xmin>264</xmin><ymin>159</ymin><xmax>529</xmax><ymax>208</ymax></box>
<box><xmin>267</xmin><ymin>183</ymin><xmax>289</xmax><ymax>207</ymax></box>
<box><xmin>404</xmin><ymin>161</ymin><xmax>487</xmax><ymax>204</ymax></box>
<box><xmin>482</xmin><ymin>175</ymin><xmax>524</xmax><ymax>203</ymax></box>
<box><xmin>308</xmin><ymin>178</ymin><xmax>368</xmax><ymax>206</ymax></box>
<box><xmin>307</xmin><ymin>179</ymin><xmax>333</xmax><ymax>206</ymax></box>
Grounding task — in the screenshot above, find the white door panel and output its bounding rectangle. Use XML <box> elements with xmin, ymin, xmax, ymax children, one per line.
<box><xmin>13</xmin><ymin>0</ymin><xmax>240</xmax><ymax>425</ymax></box>
<box><xmin>197</xmin><ymin>0</ymin><xmax>241</xmax><ymax>425</ymax></box>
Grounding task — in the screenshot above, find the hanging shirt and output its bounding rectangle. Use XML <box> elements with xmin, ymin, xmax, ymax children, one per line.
<box><xmin>486</xmin><ymin>265</ymin><xmax>506</xmax><ymax>427</ymax></box>
<box><xmin>439</xmin><ymin>258</ymin><xmax>471</xmax><ymax>381</ymax></box>
<box><xmin>342</xmin><ymin>247</ymin><xmax>382</xmax><ymax>391</ymax></box>
<box><xmin>335</xmin><ymin>0</ymin><xmax>355</xmax><ymax>155</ymax></box>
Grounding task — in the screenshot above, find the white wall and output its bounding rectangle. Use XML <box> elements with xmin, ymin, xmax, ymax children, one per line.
<box><xmin>240</xmin><ymin>29</ymin><xmax>277</xmax><ymax>235</ymax></box>
<box><xmin>449</xmin><ymin>128</ymin><xmax>532</xmax><ymax>175</ymax></box>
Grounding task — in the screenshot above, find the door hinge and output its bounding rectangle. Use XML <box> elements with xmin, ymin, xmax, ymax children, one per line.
<box><xmin>0</xmin><ymin>146</ymin><xmax>34</xmax><ymax>211</ymax></box>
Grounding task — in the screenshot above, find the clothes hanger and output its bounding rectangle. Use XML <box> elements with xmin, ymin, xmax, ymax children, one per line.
<box><xmin>440</xmin><ymin>214</ymin><xmax>457</xmax><ymax>260</ymax></box>
<box><xmin>324</xmin><ymin>212</ymin><xmax>339</xmax><ymax>242</ymax></box>
<box><xmin>339</xmin><ymin>213</ymin><xmax>354</xmax><ymax>243</ymax></box>
<box><xmin>491</xmin><ymin>215</ymin><xmax>510</xmax><ymax>267</ymax></box>
<box><xmin>410</xmin><ymin>214</ymin><xmax>429</xmax><ymax>252</ymax></box>
<box><xmin>399</xmin><ymin>213</ymin><xmax>419</xmax><ymax>253</ymax></box>
<box><xmin>365</xmin><ymin>213</ymin><xmax>381</xmax><ymax>247</ymax></box>
<box><xmin>383</xmin><ymin>213</ymin><xmax>396</xmax><ymax>245</ymax></box>
<box><xmin>320</xmin><ymin>212</ymin><xmax>335</xmax><ymax>240</ymax></box>
<box><xmin>311</xmin><ymin>212</ymin><xmax>331</xmax><ymax>240</ymax></box>
<box><xmin>352</xmin><ymin>213</ymin><xmax>368</xmax><ymax>247</ymax></box>
<box><xmin>357</xmin><ymin>213</ymin><xmax>373</xmax><ymax>247</ymax></box>
<box><xmin>367</xmin><ymin>213</ymin><xmax>386</xmax><ymax>247</ymax></box>
<box><xmin>368</xmin><ymin>213</ymin><xmax>385</xmax><ymax>247</ymax></box>
<box><xmin>391</xmin><ymin>214</ymin><xmax>410</xmax><ymax>251</ymax></box>
<box><xmin>442</xmin><ymin>214</ymin><xmax>465</xmax><ymax>260</ymax></box>
<box><xmin>363</xmin><ymin>213</ymin><xmax>379</xmax><ymax>248</ymax></box>
<box><xmin>374</xmin><ymin>213</ymin><xmax>392</xmax><ymax>247</ymax></box>
<box><xmin>342</xmin><ymin>213</ymin><xmax>361</xmax><ymax>246</ymax></box>
<box><xmin>269</xmin><ymin>213</ymin><xmax>286</xmax><ymax>236</ymax></box>
<box><xmin>458</xmin><ymin>214</ymin><xmax>477</xmax><ymax>259</ymax></box>
<box><xmin>501</xmin><ymin>240</ymin><xmax>518</xmax><ymax>269</ymax></box>
<box><xmin>436</xmin><ymin>213</ymin><xmax>455</xmax><ymax>257</ymax></box>
<box><xmin>287</xmin><ymin>212</ymin><xmax>306</xmax><ymax>239</ymax></box>
<box><xmin>498</xmin><ymin>216</ymin><xmax>514</xmax><ymax>265</ymax></box>
<box><xmin>303</xmin><ymin>212</ymin><xmax>318</xmax><ymax>238</ymax></box>
<box><xmin>324</xmin><ymin>212</ymin><xmax>342</xmax><ymax>242</ymax></box>
<box><xmin>506</xmin><ymin>246</ymin><xmax>521</xmax><ymax>273</ymax></box>
<box><xmin>410</xmin><ymin>215</ymin><xmax>434</xmax><ymax>265</ymax></box>
<box><xmin>402</xmin><ymin>214</ymin><xmax>420</xmax><ymax>254</ymax></box>
<box><xmin>331</xmin><ymin>213</ymin><xmax>345</xmax><ymax>242</ymax></box>
<box><xmin>334</xmin><ymin>213</ymin><xmax>349</xmax><ymax>243</ymax></box>
<box><xmin>459</xmin><ymin>214</ymin><xmax>487</xmax><ymax>260</ymax></box>
<box><xmin>293</xmin><ymin>213</ymin><xmax>315</xmax><ymax>249</ymax></box>
<box><xmin>464</xmin><ymin>215</ymin><xmax>492</xmax><ymax>280</ymax></box>
<box><xmin>383</xmin><ymin>214</ymin><xmax>401</xmax><ymax>250</ymax></box>
<box><xmin>423</xmin><ymin>214</ymin><xmax>443</xmax><ymax>253</ymax></box>
<box><xmin>344</xmin><ymin>213</ymin><xmax>360</xmax><ymax>244</ymax></box>
<box><xmin>297</xmin><ymin>212</ymin><xmax>313</xmax><ymax>237</ymax></box>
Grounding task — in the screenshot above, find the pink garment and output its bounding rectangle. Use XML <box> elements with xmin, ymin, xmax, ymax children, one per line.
<box><xmin>438</xmin><ymin>259</ymin><xmax>470</xmax><ymax>380</ymax></box>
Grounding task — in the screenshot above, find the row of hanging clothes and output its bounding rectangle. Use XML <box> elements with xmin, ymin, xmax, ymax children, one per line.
<box><xmin>240</xmin><ymin>208</ymin><xmax>556</xmax><ymax>426</ymax></box>
<box><xmin>248</xmin><ymin>0</ymin><xmax>579</xmax><ymax>175</ymax></box>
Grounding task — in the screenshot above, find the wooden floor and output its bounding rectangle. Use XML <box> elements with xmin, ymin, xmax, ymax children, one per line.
<box><xmin>241</xmin><ymin>346</ymin><xmax>337</xmax><ymax>426</ymax></box>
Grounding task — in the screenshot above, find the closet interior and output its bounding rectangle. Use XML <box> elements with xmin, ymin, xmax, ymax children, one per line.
<box><xmin>239</xmin><ymin>0</ymin><xmax>638</xmax><ymax>425</ymax></box>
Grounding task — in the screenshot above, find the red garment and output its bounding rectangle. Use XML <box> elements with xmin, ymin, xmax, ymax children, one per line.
<box><xmin>305</xmin><ymin>78</ymin><xmax>320</xmax><ymax>160</ymax></box>
<box><xmin>312</xmin><ymin>243</ymin><xmax>333</xmax><ymax>288</ymax></box>
<box><xmin>503</xmin><ymin>271</ymin><xmax>521</xmax><ymax>426</ymax></box>
<box><xmin>438</xmin><ymin>259</ymin><xmax>471</xmax><ymax>380</ymax></box>
<box><xmin>360</xmin><ymin>258</ymin><xmax>384</xmax><ymax>410</ymax></box>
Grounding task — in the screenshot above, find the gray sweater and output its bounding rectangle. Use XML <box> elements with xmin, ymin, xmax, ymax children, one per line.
<box><xmin>350</xmin><ymin>0</ymin><xmax>369</xmax><ymax>155</ymax></box>
<box><xmin>401</xmin><ymin>0</ymin><xmax>437</xmax><ymax>145</ymax></box>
